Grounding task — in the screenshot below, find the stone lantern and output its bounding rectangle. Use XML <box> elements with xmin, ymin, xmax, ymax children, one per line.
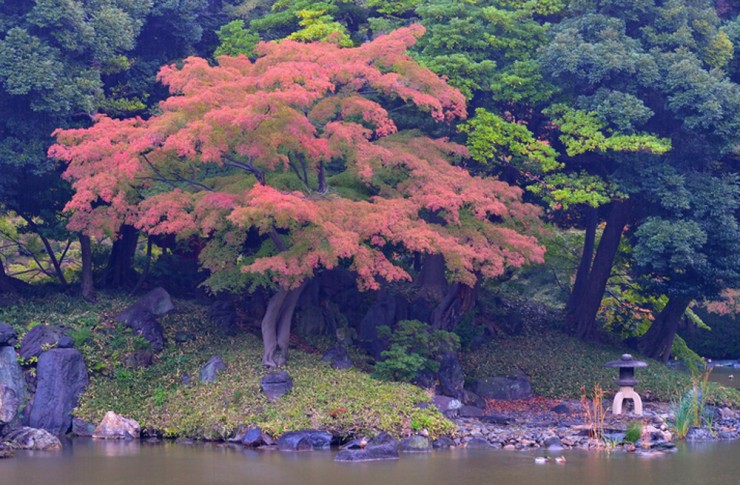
<box><xmin>604</xmin><ymin>354</ymin><xmax>648</xmax><ymax>415</ymax></box>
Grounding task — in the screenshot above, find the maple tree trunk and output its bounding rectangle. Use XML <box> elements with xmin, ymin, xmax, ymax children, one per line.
<box><xmin>131</xmin><ymin>236</ymin><xmax>153</xmax><ymax>295</ymax></box>
<box><xmin>565</xmin><ymin>206</ymin><xmax>598</xmax><ymax>316</ymax></box>
<box><xmin>431</xmin><ymin>282</ymin><xmax>477</xmax><ymax>330</ymax></box>
<box><xmin>566</xmin><ymin>200</ymin><xmax>632</xmax><ymax>341</ymax></box>
<box><xmin>417</xmin><ymin>254</ymin><xmax>448</xmax><ymax>301</ymax></box>
<box><xmin>261</xmin><ymin>282</ymin><xmax>307</xmax><ymax>368</ymax></box>
<box><xmin>79</xmin><ymin>234</ymin><xmax>96</xmax><ymax>302</ymax></box>
<box><xmin>104</xmin><ymin>225</ymin><xmax>139</xmax><ymax>288</ymax></box>
<box><xmin>637</xmin><ymin>296</ymin><xmax>692</xmax><ymax>362</ymax></box>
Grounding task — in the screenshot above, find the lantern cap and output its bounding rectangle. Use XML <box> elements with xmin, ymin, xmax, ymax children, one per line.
<box><xmin>605</xmin><ymin>354</ymin><xmax>648</xmax><ymax>368</ymax></box>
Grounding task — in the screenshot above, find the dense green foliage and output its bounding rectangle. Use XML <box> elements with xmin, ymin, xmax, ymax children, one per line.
<box><xmin>1</xmin><ymin>1</ymin><xmax>739</xmax><ymax>427</ymax></box>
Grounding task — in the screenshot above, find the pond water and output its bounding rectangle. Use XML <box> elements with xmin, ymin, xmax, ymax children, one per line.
<box><xmin>708</xmin><ymin>363</ymin><xmax>739</xmax><ymax>390</ymax></box>
<box><xmin>1</xmin><ymin>438</ymin><xmax>738</xmax><ymax>485</ymax></box>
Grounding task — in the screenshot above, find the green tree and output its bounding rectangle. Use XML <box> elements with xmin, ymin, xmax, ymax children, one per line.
<box><xmin>539</xmin><ymin>0</ymin><xmax>740</xmax><ymax>351</ymax></box>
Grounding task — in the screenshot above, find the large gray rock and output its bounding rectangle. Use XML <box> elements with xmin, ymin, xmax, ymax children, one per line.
<box><xmin>277</xmin><ymin>430</ymin><xmax>332</xmax><ymax>451</ymax></box>
<box><xmin>4</xmin><ymin>427</ymin><xmax>62</xmax><ymax>450</ymax></box>
<box><xmin>321</xmin><ymin>347</ymin><xmax>353</xmax><ymax>370</ymax></box>
<box><xmin>0</xmin><ymin>346</ymin><xmax>27</xmax><ymax>411</ymax></box>
<box><xmin>437</xmin><ymin>353</ymin><xmax>464</xmax><ymax>398</ymax></box>
<box><xmin>470</xmin><ymin>376</ymin><xmax>533</xmax><ymax>400</ymax></box>
<box><xmin>92</xmin><ymin>411</ymin><xmax>141</xmax><ymax>440</ymax></box>
<box><xmin>199</xmin><ymin>356</ymin><xmax>227</xmax><ymax>384</ymax></box>
<box><xmin>0</xmin><ymin>322</ymin><xmax>17</xmax><ymax>346</ymax></box>
<box><xmin>115</xmin><ymin>287</ymin><xmax>172</xmax><ymax>352</ymax></box>
<box><xmin>399</xmin><ymin>435</ymin><xmax>431</xmax><ymax>452</ymax></box>
<box><xmin>335</xmin><ymin>443</ymin><xmax>399</xmax><ymax>462</ymax></box>
<box><xmin>208</xmin><ymin>299</ymin><xmax>238</xmax><ymax>336</ymax></box>
<box><xmin>0</xmin><ymin>385</ymin><xmax>20</xmax><ymax>425</ymax></box>
<box><xmin>27</xmin><ymin>348</ymin><xmax>88</xmax><ymax>435</ymax></box>
<box><xmin>118</xmin><ymin>287</ymin><xmax>174</xmax><ymax>318</ymax></box>
<box><xmin>19</xmin><ymin>325</ymin><xmax>73</xmax><ymax>361</ymax></box>
<box><xmin>260</xmin><ymin>371</ymin><xmax>293</xmax><ymax>401</ymax></box>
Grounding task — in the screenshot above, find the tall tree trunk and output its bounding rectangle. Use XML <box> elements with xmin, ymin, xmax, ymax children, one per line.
<box><xmin>416</xmin><ymin>254</ymin><xmax>448</xmax><ymax>301</ymax></box>
<box><xmin>79</xmin><ymin>234</ymin><xmax>96</xmax><ymax>302</ymax></box>
<box><xmin>565</xmin><ymin>206</ymin><xmax>598</xmax><ymax>315</ymax></box>
<box><xmin>566</xmin><ymin>200</ymin><xmax>633</xmax><ymax>340</ymax></box>
<box><xmin>637</xmin><ymin>296</ymin><xmax>692</xmax><ymax>362</ymax></box>
<box><xmin>261</xmin><ymin>282</ymin><xmax>307</xmax><ymax>368</ymax></box>
<box><xmin>131</xmin><ymin>236</ymin><xmax>153</xmax><ymax>295</ymax></box>
<box><xmin>431</xmin><ymin>283</ymin><xmax>478</xmax><ymax>330</ymax></box>
<box><xmin>104</xmin><ymin>225</ymin><xmax>139</xmax><ymax>288</ymax></box>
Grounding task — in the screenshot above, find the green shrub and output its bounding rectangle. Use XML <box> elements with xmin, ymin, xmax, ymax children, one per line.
<box><xmin>372</xmin><ymin>320</ymin><xmax>460</xmax><ymax>383</ymax></box>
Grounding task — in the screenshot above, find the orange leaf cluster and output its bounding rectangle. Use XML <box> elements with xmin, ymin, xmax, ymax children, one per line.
<box><xmin>51</xmin><ymin>26</ymin><xmax>543</xmax><ymax>291</ymax></box>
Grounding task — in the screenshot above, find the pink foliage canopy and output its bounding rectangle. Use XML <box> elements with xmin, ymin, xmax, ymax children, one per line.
<box><xmin>51</xmin><ymin>26</ymin><xmax>544</xmax><ymax>291</ymax></box>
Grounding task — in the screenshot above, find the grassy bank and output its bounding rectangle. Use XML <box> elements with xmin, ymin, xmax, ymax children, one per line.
<box><xmin>463</xmin><ymin>329</ymin><xmax>740</xmax><ymax>407</ymax></box>
<box><xmin>1</xmin><ymin>293</ymin><xmax>738</xmax><ymax>442</ymax></box>
<box><xmin>0</xmin><ymin>294</ymin><xmax>453</xmax><ymax>440</ymax></box>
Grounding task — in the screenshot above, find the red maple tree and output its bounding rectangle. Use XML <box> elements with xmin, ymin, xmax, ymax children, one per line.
<box><xmin>51</xmin><ymin>26</ymin><xmax>545</xmax><ymax>367</ymax></box>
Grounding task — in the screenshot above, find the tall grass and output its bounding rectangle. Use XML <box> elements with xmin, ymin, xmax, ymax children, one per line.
<box><xmin>672</xmin><ymin>367</ymin><xmax>714</xmax><ymax>439</ymax></box>
<box><xmin>581</xmin><ymin>384</ymin><xmax>613</xmax><ymax>448</ymax></box>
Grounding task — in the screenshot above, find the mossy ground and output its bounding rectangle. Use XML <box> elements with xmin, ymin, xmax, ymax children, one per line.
<box><xmin>1</xmin><ymin>293</ymin><xmax>737</xmax><ymax>442</ymax></box>
<box><xmin>0</xmin><ymin>293</ymin><xmax>453</xmax><ymax>440</ymax></box>
<box><xmin>463</xmin><ymin>328</ymin><xmax>740</xmax><ymax>408</ymax></box>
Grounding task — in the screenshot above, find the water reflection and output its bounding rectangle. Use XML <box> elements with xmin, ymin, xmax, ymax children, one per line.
<box><xmin>0</xmin><ymin>439</ymin><xmax>738</xmax><ymax>485</ymax></box>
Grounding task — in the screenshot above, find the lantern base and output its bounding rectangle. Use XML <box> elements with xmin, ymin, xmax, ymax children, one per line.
<box><xmin>612</xmin><ymin>386</ymin><xmax>643</xmax><ymax>416</ymax></box>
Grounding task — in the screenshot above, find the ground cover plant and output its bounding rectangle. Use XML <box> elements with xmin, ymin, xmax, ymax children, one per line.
<box><xmin>0</xmin><ymin>294</ymin><xmax>453</xmax><ymax>440</ymax></box>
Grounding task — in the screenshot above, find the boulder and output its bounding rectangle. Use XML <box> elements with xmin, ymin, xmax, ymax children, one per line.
<box><xmin>199</xmin><ymin>356</ymin><xmax>227</xmax><ymax>384</ymax></box>
<box><xmin>437</xmin><ymin>353</ymin><xmax>464</xmax><ymax>399</ymax></box>
<box><xmin>72</xmin><ymin>417</ymin><xmax>96</xmax><ymax>437</ymax></box>
<box><xmin>432</xmin><ymin>395</ymin><xmax>462</xmax><ymax>418</ymax></box>
<box><xmin>365</xmin><ymin>431</ymin><xmax>395</xmax><ymax>447</ymax></box>
<box><xmin>432</xmin><ymin>436</ymin><xmax>455</xmax><ymax>448</ymax></box>
<box><xmin>0</xmin><ymin>346</ymin><xmax>27</xmax><ymax>411</ymax></box>
<box><xmin>0</xmin><ymin>442</ymin><xmax>13</xmax><ymax>458</ymax></box>
<box><xmin>260</xmin><ymin>371</ymin><xmax>293</xmax><ymax>401</ymax></box>
<box><xmin>122</xmin><ymin>351</ymin><xmax>154</xmax><ymax>369</ymax></box>
<box><xmin>92</xmin><ymin>411</ymin><xmax>141</xmax><ymax>440</ymax></box>
<box><xmin>470</xmin><ymin>376</ymin><xmax>533</xmax><ymax>400</ymax></box>
<box><xmin>118</xmin><ymin>287</ymin><xmax>174</xmax><ymax>319</ymax></box>
<box><xmin>544</xmin><ymin>436</ymin><xmax>564</xmax><ymax>450</ymax></box>
<box><xmin>278</xmin><ymin>430</ymin><xmax>332</xmax><ymax>451</ymax></box>
<box><xmin>116</xmin><ymin>312</ymin><xmax>165</xmax><ymax>353</ymax></box>
<box><xmin>458</xmin><ymin>405</ymin><xmax>484</xmax><ymax>418</ymax></box>
<box><xmin>335</xmin><ymin>443</ymin><xmax>399</xmax><ymax>462</ymax></box>
<box><xmin>399</xmin><ymin>435</ymin><xmax>431</xmax><ymax>452</ymax></box>
<box><xmin>19</xmin><ymin>325</ymin><xmax>73</xmax><ymax>361</ymax></box>
<box><xmin>241</xmin><ymin>427</ymin><xmax>270</xmax><ymax>447</ymax></box>
<box><xmin>685</xmin><ymin>427</ymin><xmax>716</xmax><ymax>442</ymax></box>
<box><xmin>208</xmin><ymin>299</ymin><xmax>238</xmax><ymax>336</ymax></box>
<box><xmin>27</xmin><ymin>348</ymin><xmax>88</xmax><ymax>435</ymax></box>
<box><xmin>0</xmin><ymin>322</ymin><xmax>16</xmax><ymax>346</ymax></box>
<box><xmin>4</xmin><ymin>427</ymin><xmax>62</xmax><ymax>450</ymax></box>
<box><xmin>464</xmin><ymin>437</ymin><xmax>491</xmax><ymax>448</ymax></box>
<box><xmin>0</xmin><ymin>385</ymin><xmax>20</xmax><ymax>425</ymax></box>
<box><xmin>321</xmin><ymin>347</ymin><xmax>353</xmax><ymax>370</ymax></box>
<box><xmin>115</xmin><ymin>288</ymin><xmax>172</xmax><ymax>352</ymax></box>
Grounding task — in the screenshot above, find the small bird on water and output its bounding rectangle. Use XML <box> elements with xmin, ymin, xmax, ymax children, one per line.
<box><xmin>555</xmin><ymin>456</ymin><xmax>567</xmax><ymax>464</ymax></box>
<box><xmin>534</xmin><ymin>456</ymin><xmax>550</xmax><ymax>464</ymax></box>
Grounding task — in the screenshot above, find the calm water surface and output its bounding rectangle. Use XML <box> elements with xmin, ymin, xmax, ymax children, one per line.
<box><xmin>1</xmin><ymin>439</ymin><xmax>738</xmax><ymax>485</ymax></box>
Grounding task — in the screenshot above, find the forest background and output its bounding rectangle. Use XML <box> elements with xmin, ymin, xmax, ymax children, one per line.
<box><xmin>1</xmin><ymin>0</ymin><xmax>739</xmax><ymax>376</ymax></box>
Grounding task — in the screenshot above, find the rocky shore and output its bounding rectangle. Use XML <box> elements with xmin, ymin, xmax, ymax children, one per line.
<box><xmin>451</xmin><ymin>399</ymin><xmax>740</xmax><ymax>453</ymax></box>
